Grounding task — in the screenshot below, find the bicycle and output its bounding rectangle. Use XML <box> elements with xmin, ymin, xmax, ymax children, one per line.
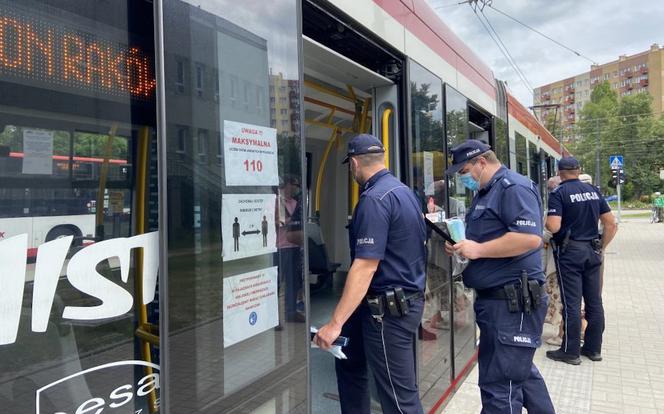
<box><xmin>651</xmin><ymin>205</ymin><xmax>659</xmax><ymax>223</ymax></box>
<box><xmin>652</xmin><ymin>194</ymin><xmax>664</xmax><ymax>223</ymax></box>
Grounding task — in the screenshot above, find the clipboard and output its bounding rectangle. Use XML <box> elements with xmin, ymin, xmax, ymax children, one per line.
<box><xmin>424</xmin><ymin>217</ymin><xmax>456</xmax><ymax>245</ymax></box>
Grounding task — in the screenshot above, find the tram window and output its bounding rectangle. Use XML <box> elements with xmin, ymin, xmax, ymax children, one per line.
<box><xmin>445</xmin><ymin>86</ymin><xmax>470</xmax><ymax>213</ymax></box>
<box><xmin>409</xmin><ymin>60</ymin><xmax>454</xmax><ymax>398</ymax></box>
<box><xmin>444</xmin><ymin>85</ymin><xmax>476</xmax><ymax>379</ymax></box>
<box><xmin>515</xmin><ymin>132</ymin><xmax>528</xmax><ymax>176</ymax></box>
<box><xmin>529</xmin><ymin>142</ymin><xmax>541</xmax><ymax>184</ymax></box>
<box><xmin>495</xmin><ymin>118</ymin><xmax>509</xmax><ymax>167</ymax></box>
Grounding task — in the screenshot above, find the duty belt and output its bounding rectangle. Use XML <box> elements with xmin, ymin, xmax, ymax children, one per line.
<box><xmin>366</xmin><ymin>288</ymin><xmax>423</xmax><ymax>318</ymax></box>
<box><xmin>567</xmin><ymin>238</ymin><xmax>602</xmax><ymax>253</ymax></box>
<box><xmin>475</xmin><ymin>271</ymin><xmax>544</xmax><ymax>314</ymax></box>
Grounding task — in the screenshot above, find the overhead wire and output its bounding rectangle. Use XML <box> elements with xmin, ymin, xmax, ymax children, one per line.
<box><xmin>486</xmin><ymin>4</ymin><xmax>598</xmax><ymax>65</ymax></box>
<box><xmin>467</xmin><ymin>3</ymin><xmax>534</xmax><ymax>94</ymax></box>
<box><xmin>477</xmin><ymin>7</ymin><xmax>534</xmax><ymax>91</ymax></box>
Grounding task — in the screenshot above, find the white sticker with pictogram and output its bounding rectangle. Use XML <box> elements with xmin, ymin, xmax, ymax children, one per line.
<box><xmin>223</xmin><ymin>120</ymin><xmax>278</xmax><ymax>186</ymax></box>
<box><xmin>223</xmin><ymin>266</ymin><xmax>279</xmax><ymax>347</ymax></box>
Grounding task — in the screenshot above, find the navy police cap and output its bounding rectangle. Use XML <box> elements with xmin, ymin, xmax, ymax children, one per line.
<box><xmin>342</xmin><ymin>133</ymin><xmax>385</xmax><ymax>164</ymax></box>
<box><xmin>558</xmin><ymin>156</ymin><xmax>580</xmax><ymax>170</ymax></box>
<box><xmin>445</xmin><ymin>139</ymin><xmax>491</xmax><ymax>176</ymax></box>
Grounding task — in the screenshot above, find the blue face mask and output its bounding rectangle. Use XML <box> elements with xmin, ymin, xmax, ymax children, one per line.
<box><xmin>459</xmin><ymin>172</ymin><xmax>480</xmax><ymax>191</ymax></box>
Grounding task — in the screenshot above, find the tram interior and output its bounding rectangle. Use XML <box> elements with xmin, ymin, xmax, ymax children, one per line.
<box><xmin>303</xmin><ymin>35</ymin><xmax>396</xmax><ymax>412</ymax></box>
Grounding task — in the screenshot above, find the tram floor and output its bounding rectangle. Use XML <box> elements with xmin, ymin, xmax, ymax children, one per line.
<box><xmin>310</xmin><ymin>272</ymin><xmax>384</xmax><ymax>414</ymax></box>
<box><xmin>310</xmin><ymin>271</ymin><xmax>345</xmax><ymax>414</ymax></box>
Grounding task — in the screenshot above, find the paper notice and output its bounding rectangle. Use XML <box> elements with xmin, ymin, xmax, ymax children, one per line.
<box><xmin>22</xmin><ymin>129</ymin><xmax>54</xmax><ymax>175</ymax></box>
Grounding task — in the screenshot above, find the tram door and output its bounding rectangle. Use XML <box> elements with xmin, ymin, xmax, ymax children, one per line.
<box><xmin>302</xmin><ymin>34</ymin><xmax>400</xmax><ymax>412</ymax></box>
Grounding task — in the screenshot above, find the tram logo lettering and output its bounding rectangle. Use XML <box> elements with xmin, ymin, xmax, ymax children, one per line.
<box><xmin>0</xmin><ymin>232</ymin><xmax>159</xmax><ymax>346</ymax></box>
<box><xmin>36</xmin><ymin>360</ymin><xmax>160</xmax><ymax>414</ymax></box>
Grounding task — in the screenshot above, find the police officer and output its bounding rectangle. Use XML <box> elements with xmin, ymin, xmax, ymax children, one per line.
<box><xmin>314</xmin><ymin>134</ymin><xmax>427</xmax><ymax>414</ymax></box>
<box><xmin>545</xmin><ymin>157</ymin><xmax>618</xmax><ymax>364</ymax></box>
<box><xmin>444</xmin><ymin>140</ymin><xmax>555</xmax><ymax>413</ymax></box>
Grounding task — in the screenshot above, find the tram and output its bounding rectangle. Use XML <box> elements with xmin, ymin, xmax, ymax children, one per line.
<box><xmin>300</xmin><ymin>2</ymin><xmax>562</xmax><ymax>412</ymax></box>
<box><xmin>0</xmin><ymin>0</ymin><xmax>561</xmax><ymax>413</ymax></box>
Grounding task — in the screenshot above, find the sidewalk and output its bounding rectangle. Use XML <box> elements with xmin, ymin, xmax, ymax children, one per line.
<box><xmin>441</xmin><ymin>217</ymin><xmax>664</xmax><ymax>414</ymax></box>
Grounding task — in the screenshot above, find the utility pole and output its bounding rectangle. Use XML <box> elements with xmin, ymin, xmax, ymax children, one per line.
<box><xmin>595</xmin><ymin>119</ymin><xmax>601</xmax><ymax>188</ymax></box>
<box><xmin>617</xmin><ymin>174</ymin><xmax>622</xmax><ymax>223</ymax></box>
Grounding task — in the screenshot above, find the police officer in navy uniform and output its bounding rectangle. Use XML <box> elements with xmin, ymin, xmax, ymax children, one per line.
<box><xmin>545</xmin><ymin>157</ymin><xmax>618</xmax><ymax>364</ymax></box>
<box><xmin>314</xmin><ymin>134</ymin><xmax>427</xmax><ymax>414</ymax></box>
<box><xmin>444</xmin><ymin>140</ymin><xmax>555</xmax><ymax>414</ymax></box>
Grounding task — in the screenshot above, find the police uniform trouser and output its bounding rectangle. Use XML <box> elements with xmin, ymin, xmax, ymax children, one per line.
<box><xmin>554</xmin><ymin>241</ymin><xmax>605</xmax><ymax>356</ymax></box>
<box><xmin>475</xmin><ymin>295</ymin><xmax>555</xmax><ymax>414</ymax></box>
<box><xmin>336</xmin><ymin>298</ymin><xmax>424</xmax><ymax>414</ymax></box>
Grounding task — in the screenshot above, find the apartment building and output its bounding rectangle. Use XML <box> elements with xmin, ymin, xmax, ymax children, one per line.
<box><xmin>533</xmin><ymin>43</ymin><xmax>664</xmax><ymax>139</ymax></box>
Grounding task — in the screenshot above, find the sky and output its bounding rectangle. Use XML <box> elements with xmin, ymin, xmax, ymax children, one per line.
<box><xmin>431</xmin><ymin>0</ymin><xmax>664</xmax><ymax>108</ymax></box>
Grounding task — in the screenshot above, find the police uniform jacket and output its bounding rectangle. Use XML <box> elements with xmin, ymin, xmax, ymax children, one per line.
<box><xmin>547</xmin><ymin>178</ymin><xmax>611</xmax><ymax>243</ymax></box>
<box><xmin>463</xmin><ymin>166</ymin><xmax>544</xmax><ymax>290</ymax></box>
<box><xmin>349</xmin><ymin>169</ymin><xmax>427</xmax><ymax>293</ymax></box>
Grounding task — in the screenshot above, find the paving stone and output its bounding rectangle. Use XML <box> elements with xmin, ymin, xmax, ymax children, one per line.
<box><xmin>440</xmin><ymin>218</ymin><xmax>664</xmax><ymax>414</ymax></box>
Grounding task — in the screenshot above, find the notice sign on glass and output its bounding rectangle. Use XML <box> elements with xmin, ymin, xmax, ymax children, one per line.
<box><xmin>223</xmin><ymin>120</ymin><xmax>278</xmax><ymax>186</ymax></box>
<box><xmin>223</xmin><ymin>266</ymin><xmax>279</xmax><ymax>347</ymax></box>
<box><xmin>22</xmin><ymin>129</ymin><xmax>54</xmax><ymax>175</ymax></box>
<box><xmin>221</xmin><ymin>194</ymin><xmax>277</xmax><ymax>261</ymax></box>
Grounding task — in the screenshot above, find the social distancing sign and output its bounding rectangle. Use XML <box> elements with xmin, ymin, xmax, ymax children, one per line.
<box><xmin>221</xmin><ymin>194</ymin><xmax>277</xmax><ymax>261</ymax></box>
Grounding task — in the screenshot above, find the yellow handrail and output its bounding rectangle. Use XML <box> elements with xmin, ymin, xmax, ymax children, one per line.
<box><xmin>304</xmin><ymin>79</ymin><xmax>355</xmax><ymax>103</ymax></box>
<box><xmin>315</xmin><ymin>128</ymin><xmax>340</xmax><ymax>213</ymax></box>
<box><xmin>305</xmin><ymin>119</ymin><xmax>354</xmax><ymax>134</ymax></box>
<box><xmin>134</xmin><ymin>126</ymin><xmax>158</xmax><ymax>413</ymax></box>
<box><xmin>359</xmin><ymin>98</ymin><xmax>371</xmax><ymax>134</ymax></box>
<box><xmin>95</xmin><ymin>124</ymin><xmax>118</xmax><ymax>238</ymax></box>
<box><xmin>382</xmin><ymin>107</ymin><xmax>392</xmax><ymax>170</ymax></box>
<box><xmin>351</xmin><ymin>173</ymin><xmax>359</xmax><ymax>209</ymax></box>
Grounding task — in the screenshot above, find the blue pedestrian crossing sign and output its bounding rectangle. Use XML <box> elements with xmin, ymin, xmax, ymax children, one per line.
<box><xmin>609</xmin><ymin>155</ymin><xmax>623</xmax><ymax>170</ymax></box>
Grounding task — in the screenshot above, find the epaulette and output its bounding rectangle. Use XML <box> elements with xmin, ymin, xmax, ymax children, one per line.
<box><xmin>500</xmin><ymin>176</ymin><xmax>515</xmax><ymax>188</ymax></box>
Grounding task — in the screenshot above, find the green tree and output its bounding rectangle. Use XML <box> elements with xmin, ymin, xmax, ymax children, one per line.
<box><xmin>571</xmin><ymin>80</ymin><xmax>664</xmax><ymax>198</ymax></box>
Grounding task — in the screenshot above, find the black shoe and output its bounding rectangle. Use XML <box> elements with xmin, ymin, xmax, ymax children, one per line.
<box><xmin>581</xmin><ymin>349</ymin><xmax>603</xmax><ymax>361</ymax></box>
<box><xmin>546</xmin><ymin>349</ymin><xmax>581</xmax><ymax>365</ymax></box>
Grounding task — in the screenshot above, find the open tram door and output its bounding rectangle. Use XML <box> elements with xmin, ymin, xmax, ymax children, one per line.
<box><xmin>301</xmin><ymin>3</ymin><xmax>403</xmax><ymax>410</ymax></box>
